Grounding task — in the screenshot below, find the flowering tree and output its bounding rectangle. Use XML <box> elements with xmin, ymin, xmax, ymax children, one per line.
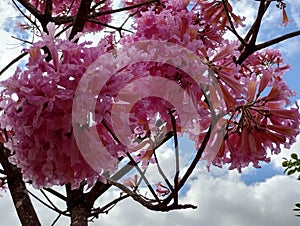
<box><xmin>0</xmin><ymin>0</ymin><xmax>300</xmax><ymax>225</ymax></box>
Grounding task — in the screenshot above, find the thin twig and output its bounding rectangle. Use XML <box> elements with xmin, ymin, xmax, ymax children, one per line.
<box><xmin>11</xmin><ymin>35</ymin><xmax>33</xmax><ymax>45</ymax></box>
<box><xmin>43</xmin><ymin>188</ymin><xmax>67</xmax><ymax>201</ymax></box>
<box><xmin>12</xmin><ymin>0</ymin><xmax>41</xmax><ymax>32</ymax></box>
<box><xmin>221</xmin><ymin>0</ymin><xmax>247</xmax><ymax>46</ymax></box>
<box><xmin>108</xmin><ymin>178</ymin><xmax>196</xmax><ymax>212</ymax></box>
<box><xmin>15</xmin><ymin>0</ymin><xmax>44</xmax><ymax>21</ymax></box>
<box><xmin>163</xmin><ymin>126</ymin><xmax>212</xmax><ymax>206</ymax></box>
<box><xmin>90</xmin><ymin>0</ymin><xmax>106</xmax><ymax>12</ymax></box>
<box><xmin>50</xmin><ymin>213</ymin><xmax>62</xmax><ymax>226</ymax></box>
<box><xmin>125</xmin><ymin>152</ymin><xmax>160</xmax><ymax>201</ymax></box>
<box><xmin>256</xmin><ymin>29</ymin><xmax>300</xmax><ymax>50</ymax></box>
<box><xmin>86</xmin><ymin>130</ymin><xmax>173</xmax><ymax>203</ymax></box>
<box><xmin>89</xmin><ymin>194</ymin><xmax>130</xmax><ymax>217</ymax></box>
<box><xmin>52</xmin><ymin>0</ymin><xmax>159</xmax><ymax>25</ymax></box>
<box><xmin>39</xmin><ymin>189</ymin><xmax>66</xmax><ymax>214</ymax></box>
<box><xmin>86</xmin><ymin>18</ymin><xmax>132</xmax><ymax>35</ymax></box>
<box><xmin>152</xmin><ymin>149</ymin><xmax>173</xmax><ymax>191</ymax></box>
<box><xmin>102</xmin><ymin>118</ymin><xmax>159</xmax><ymax>201</ymax></box>
<box><xmin>169</xmin><ymin>109</ymin><xmax>179</xmax><ymax>205</ymax></box>
<box><xmin>27</xmin><ymin>190</ymin><xmax>69</xmax><ymax>216</ymax></box>
<box><xmin>0</xmin><ymin>52</ymin><xmax>28</xmax><ymax>76</ymax></box>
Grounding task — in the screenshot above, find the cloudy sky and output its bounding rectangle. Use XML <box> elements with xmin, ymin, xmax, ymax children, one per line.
<box><xmin>1</xmin><ymin>0</ymin><xmax>300</xmax><ymax>226</ymax></box>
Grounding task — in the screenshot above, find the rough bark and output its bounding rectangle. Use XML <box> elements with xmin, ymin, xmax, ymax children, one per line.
<box><xmin>66</xmin><ymin>184</ymin><xmax>92</xmax><ymax>226</ymax></box>
<box><xmin>0</xmin><ymin>144</ymin><xmax>41</xmax><ymax>226</ymax></box>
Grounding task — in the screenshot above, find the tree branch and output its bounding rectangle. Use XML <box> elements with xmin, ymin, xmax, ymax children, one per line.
<box><xmin>15</xmin><ymin>0</ymin><xmax>44</xmax><ymax>21</ymax></box>
<box><xmin>0</xmin><ymin>144</ymin><xmax>41</xmax><ymax>226</ymax></box>
<box><xmin>169</xmin><ymin>110</ymin><xmax>179</xmax><ymax>205</ymax></box>
<box><xmin>108</xmin><ymin>179</ymin><xmax>196</xmax><ymax>212</ymax></box>
<box><xmin>242</xmin><ymin>0</ymin><xmax>270</xmax><ymax>45</ymax></box>
<box><xmin>13</xmin><ymin>0</ymin><xmax>41</xmax><ymax>32</ymax></box>
<box><xmin>86</xmin><ymin>130</ymin><xmax>173</xmax><ymax>204</ymax></box>
<box><xmin>27</xmin><ymin>189</ymin><xmax>69</xmax><ymax>217</ymax></box>
<box><xmin>221</xmin><ymin>0</ymin><xmax>247</xmax><ymax>46</ymax></box>
<box><xmin>163</xmin><ymin>126</ymin><xmax>212</xmax><ymax>206</ymax></box>
<box><xmin>256</xmin><ymin>29</ymin><xmax>300</xmax><ymax>51</ymax></box>
<box><xmin>68</xmin><ymin>0</ymin><xmax>93</xmax><ymax>41</ymax></box>
<box><xmin>52</xmin><ymin>0</ymin><xmax>160</xmax><ymax>25</ymax></box>
<box><xmin>89</xmin><ymin>194</ymin><xmax>130</xmax><ymax>217</ymax></box>
<box><xmin>43</xmin><ymin>188</ymin><xmax>67</xmax><ymax>201</ymax></box>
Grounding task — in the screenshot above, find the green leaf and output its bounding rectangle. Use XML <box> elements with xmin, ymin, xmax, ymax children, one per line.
<box><xmin>295</xmin><ymin>203</ymin><xmax>300</xmax><ymax>208</ymax></box>
<box><xmin>282</xmin><ymin>161</ymin><xmax>289</xmax><ymax>167</ymax></box>
<box><xmin>291</xmin><ymin>153</ymin><xmax>298</xmax><ymax>160</ymax></box>
<box><xmin>287</xmin><ymin>169</ymin><xmax>296</xmax><ymax>175</ymax></box>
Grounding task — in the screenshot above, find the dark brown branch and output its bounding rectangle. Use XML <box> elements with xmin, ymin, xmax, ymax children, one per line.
<box><xmin>52</xmin><ymin>0</ymin><xmax>159</xmax><ymax>25</ymax></box>
<box><xmin>237</xmin><ymin>1</ymin><xmax>270</xmax><ymax>64</ymax></box>
<box><xmin>43</xmin><ymin>188</ymin><xmax>67</xmax><ymax>201</ymax></box>
<box><xmin>27</xmin><ymin>189</ymin><xmax>69</xmax><ymax>217</ymax></box>
<box><xmin>66</xmin><ymin>183</ymin><xmax>92</xmax><ymax>226</ymax></box>
<box><xmin>108</xmin><ymin>179</ymin><xmax>196</xmax><ymax>212</ymax></box>
<box><xmin>221</xmin><ymin>0</ymin><xmax>247</xmax><ymax>46</ymax></box>
<box><xmin>0</xmin><ymin>144</ymin><xmax>41</xmax><ymax>226</ymax></box>
<box><xmin>0</xmin><ymin>51</ymin><xmax>28</xmax><ymax>77</ymax></box>
<box><xmin>44</xmin><ymin>0</ymin><xmax>53</xmax><ymax>18</ymax></box>
<box><xmin>86</xmin><ymin>130</ymin><xmax>173</xmax><ymax>204</ymax></box>
<box><xmin>236</xmin><ymin>0</ymin><xmax>272</xmax><ymax>64</ymax></box>
<box><xmin>12</xmin><ymin>0</ymin><xmax>41</xmax><ymax>32</ymax></box>
<box><xmin>68</xmin><ymin>0</ymin><xmax>93</xmax><ymax>41</ymax></box>
<box><xmin>89</xmin><ymin>194</ymin><xmax>130</xmax><ymax>217</ymax></box>
<box><xmin>163</xmin><ymin>126</ymin><xmax>212</xmax><ymax>206</ymax></box>
<box><xmin>242</xmin><ymin>0</ymin><xmax>271</xmax><ymax>45</ymax></box>
<box><xmin>15</xmin><ymin>0</ymin><xmax>44</xmax><ymax>21</ymax></box>
<box><xmin>256</xmin><ymin>29</ymin><xmax>300</xmax><ymax>51</ymax></box>
<box><xmin>169</xmin><ymin>110</ymin><xmax>179</xmax><ymax>205</ymax></box>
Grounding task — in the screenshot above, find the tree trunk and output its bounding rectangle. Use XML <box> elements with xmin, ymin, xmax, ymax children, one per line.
<box><xmin>66</xmin><ymin>184</ymin><xmax>92</xmax><ymax>226</ymax></box>
<box><xmin>69</xmin><ymin>203</ymin><xmax>89</xmax><ymax>226</ymax></box>
<box><xmin>0</xmin><ymin>144</ymin><xmax>41</xmax><ymax>226</ymax></box>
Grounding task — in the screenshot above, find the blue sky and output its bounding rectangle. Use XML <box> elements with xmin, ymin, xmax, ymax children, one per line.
<box><xmin>1</xmin><ymin>1</ymin><xmax>300</xmax><ymax>226</ymax></box>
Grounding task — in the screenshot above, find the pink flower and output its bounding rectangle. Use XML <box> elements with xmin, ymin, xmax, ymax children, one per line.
<box><xmin>207</xmin><ymin>47</ymin><xmax>300</xmax><ymax>171</ymax></box>
<box><xmin>0</xmin><ymin>30</ymin><xmax>118</xmax><ymax>188</ymax></box>
<box><xmin>133</xmin><ymin>149</ymin><xmax>156</xmax><ymax>169</ymax></box>
<box><xmin>123</xmin><ymin>174</ymin><xmax>139</xmax><ymax>190</ymax></box>
<box><xmin>199</xmin><ymin>0</ymin><xmax>245</xmax><ymax>30</ymax></box>
<box><xmin>155</xmin><ymin>182</ymin><xmax>170</xmax><ymax>197</ymax></box>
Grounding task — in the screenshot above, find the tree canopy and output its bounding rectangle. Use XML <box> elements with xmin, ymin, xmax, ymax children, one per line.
<box><xmin>0</xmin><ymin>1</ymin><xmax>299</xmax><ymax>225</ymax></box>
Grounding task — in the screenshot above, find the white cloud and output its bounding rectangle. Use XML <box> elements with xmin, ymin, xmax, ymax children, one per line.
<box><xmin>90</xmin><ymin>172</ymin><xmax>300</xmax><ymax>226</ymax></box>
<box><xmin>288</xmin><ymin>0</ymin><xmax>300</xmax><ymax>29</ymax></box>
<box><xmin>2</xmin><ymin>168</ymin><xmax>300</xmax><ymax>226</ymax></box>
<box><xmin>0</xmin><ymin>1</ymin><xmax>25</xmax><ymax>80</ymax></box>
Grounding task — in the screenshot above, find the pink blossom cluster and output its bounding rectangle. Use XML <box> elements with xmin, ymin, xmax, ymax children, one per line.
<box><xmin>212</xmin><ymin>49</ymin><xmax>300</xmax><ymax>171</ymax></box>
<box><xmin>0</xmin><ymin>0</ymin><xmax>299</xmax><ymax>188</ymax></box>
<box><xmin>121</xmin><ymin>0</ymin><xmax>300</xmax><ymax>171</ymax></box>
<box><xmin>0</xmin><ymin>24</ymin><xmax>118</xmax><ymax>188</ymax></box>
